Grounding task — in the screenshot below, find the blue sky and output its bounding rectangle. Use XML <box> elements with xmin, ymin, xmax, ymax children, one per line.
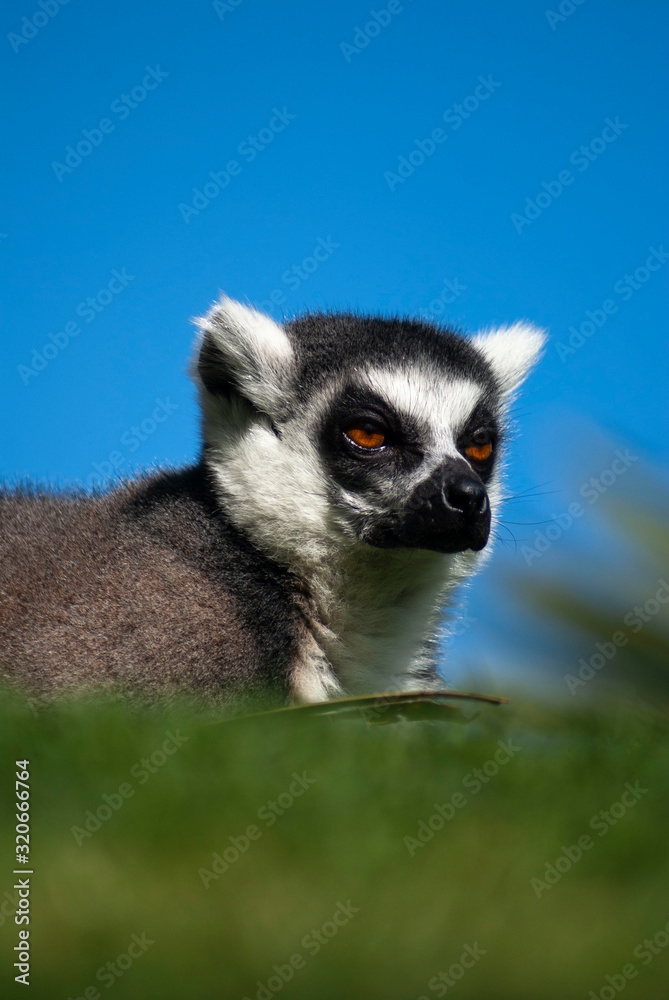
<box><xmin>1</xmin><ymin>0</ymin><xmax>667</xmax><ymax>694</ymax></box>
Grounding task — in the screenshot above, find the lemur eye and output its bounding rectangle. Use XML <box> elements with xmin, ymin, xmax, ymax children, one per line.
<box><xmin>344</xmin><ymin>421</ymin><xmax>386</xmax><ymax>450</ymax></box>
<box><xmin>464</xmin><ymin>431</ymin><xmax>494</xmax><ymax>463</ymax></box>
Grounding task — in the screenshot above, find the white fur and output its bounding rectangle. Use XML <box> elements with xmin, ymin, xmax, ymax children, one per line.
<box><xmin>198</xmin><ymin>301</ymin><xmax>541</xmax><ymax>702</ymax></box>
<box><xmin>204</xmin><ymin>367</ymin><xmax>491</xmax><ymax>698</ymax></box>
<box><xmin>472</xmin><ymin>322</ymin><xmax>546</xmax><ymax>398</ymax></box>
<box><xmin>364</xmin><ymin>368</ymin><xmax>484</xmax><ymax>469</ymax></box>
<box><xmin>195</xmin><ymin>295</ymin><xmax>294</xmax><ymax>413</ymax></box>
<box><xmin>208</xmin><ymin>398</ymin><xmax>483</xmax><ymax>695</ymax></box>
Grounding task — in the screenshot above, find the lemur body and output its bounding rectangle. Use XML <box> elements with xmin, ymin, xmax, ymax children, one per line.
<box><xmin>0</xmin><ymin>299</ymin><xmax>544</xmax><ymax>708</ymax></box>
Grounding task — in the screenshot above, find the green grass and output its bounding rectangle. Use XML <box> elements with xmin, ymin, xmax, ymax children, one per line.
<box><xmin>1</xmin><ymin>693</ymin><xmax>669</xmax><ymax>999</ymax></box>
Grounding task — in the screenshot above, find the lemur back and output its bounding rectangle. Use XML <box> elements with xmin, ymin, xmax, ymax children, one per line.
<box><xmin>0</xmin><ymin>469</ymin><xmax>297</xmax><ymax>708</ymax></box>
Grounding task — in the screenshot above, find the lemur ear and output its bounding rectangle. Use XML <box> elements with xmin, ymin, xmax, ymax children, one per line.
<box><xmin>471</xmin><ymin>322</ymin><xmax>546</xmax><ymax>399</ymax></box>
<box><xmin>195</xmin><ymin>296</ymin><xmax>294</xmax><ymax>414</ymax></box>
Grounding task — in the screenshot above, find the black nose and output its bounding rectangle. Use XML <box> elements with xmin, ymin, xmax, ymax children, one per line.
<box><xmin>444</xmin><ymin>477</ymin><xmax>489</xmax><ymax>520</ymax></box>
<box><xmin>362</xmin><ymin>463</ymin><xmax>491</xmax><ymax>554</ymax></box>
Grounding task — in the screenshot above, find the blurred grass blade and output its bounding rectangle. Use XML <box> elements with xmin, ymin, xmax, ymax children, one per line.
<box><xmin>226</xmin><ymin>689</ymin><xmax>508</xmax><ymax>726</ymax></box>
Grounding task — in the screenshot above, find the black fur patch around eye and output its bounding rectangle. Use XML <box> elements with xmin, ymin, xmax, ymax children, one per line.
<box><xmin>456</xmin><ymin>403</ymin><xmax>501</xmax><ymax>483</ymax></box>
<box><xmin>458</xmin><ymin>402</ymin><xmax>500</xmax><ymax>440</ymax></box>
<box><xmin>317</xmin><ymin>387</ymin><xmax>424</xmax><ymax>497</ymax></box>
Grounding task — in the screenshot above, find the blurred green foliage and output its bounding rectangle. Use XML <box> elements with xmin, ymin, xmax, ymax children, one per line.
<box><xmin>1</xmin><ymin>694</ymin><xmax>668</xmax><ymax>999</ymax></box>
<box><xmin>1</xmin><ymin>458</ymin><xmax>667</xmax><ymax>997</ymax></box>
<box><xmin>517</xmin><ymin>473</ymin><xmax>669</xmax><ymax>706</ymax></box>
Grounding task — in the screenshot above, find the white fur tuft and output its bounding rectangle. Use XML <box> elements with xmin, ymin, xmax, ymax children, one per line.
<box><xmin>472</xmin><ymin>322</ymin><xmax>546</xmax><ymax>398</ymax></box>
<box><xmin>195</xmin><ymin>295</ymin><xmax>294</xmax><ymax>413</ymax></box>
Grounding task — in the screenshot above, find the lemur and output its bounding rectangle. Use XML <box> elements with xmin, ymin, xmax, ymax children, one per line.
<box><xmin>0</xmin><ymin>297</ymin><xmax>544</xmax><ymax>709</ymax></box>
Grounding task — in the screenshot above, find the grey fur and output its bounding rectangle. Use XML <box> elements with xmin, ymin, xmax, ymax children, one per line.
<box><xmin>0</xmin><ymin>297</ymin><xmax>545</xmax><ymax>708</ymax></box>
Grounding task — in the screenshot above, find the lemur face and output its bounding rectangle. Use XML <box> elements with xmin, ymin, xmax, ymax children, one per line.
<box><xmin>316</xmin><ymin>376</ymin><xmax>498</xmax><ymax>554</ymax></box>
<box><xmin>195</xmin><ymin>298</ymin><xmax>545</xmax><ymax>562</ymax></box>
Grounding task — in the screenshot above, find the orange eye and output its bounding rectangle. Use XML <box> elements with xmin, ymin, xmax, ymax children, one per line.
<box><xmin>345</xmin><ymin>422</ymin><xmax>386</xmax><ymax>449</ymax></box>
<box><xmin>465</xmin><ymin>441</ymin><xmax>493</xmax><ymax>462</ymax></box>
